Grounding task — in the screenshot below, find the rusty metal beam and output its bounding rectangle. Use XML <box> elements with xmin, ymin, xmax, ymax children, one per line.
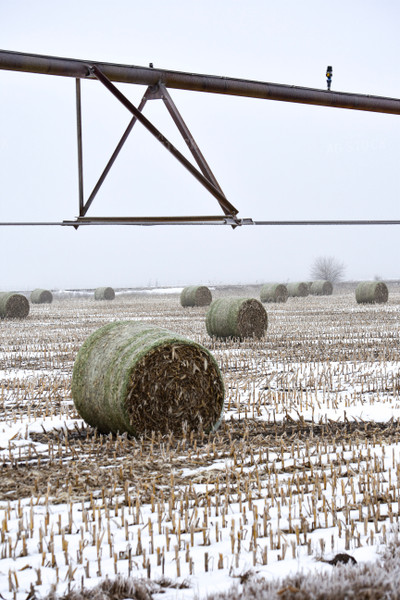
<box><xmin>2</xmin><ymin>49</ymin><xmax>400</xmax><ymax>115</ymax></box>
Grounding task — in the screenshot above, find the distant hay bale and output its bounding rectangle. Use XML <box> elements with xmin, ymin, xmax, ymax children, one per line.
<box><xmin>180</xmin><ymin>285</ymin><xmax>212</xmax><ymax>307</ymax></box>
<box><xmin>71</xmin><ymin>321</ymin><xmax>224</xmax><ymax>436</ymax></box>
<box><xmin>94</xmin><ymin>287</ymin><xmax>115</xmax><ymax>301</ymax></box>
<box><xmin>287</xmin><ymin>282</ymin><xmax>309</xmax><ymax>297</ymax></box>
<box><xmin>0</xmin><ymin>292</ymin><xmax>30</xmax><ymax>319</ymax></box>
<box><xmin>310</xmin><ymin>280</ymin><xmax>333</xmax><ymax>296</ymax></box>
<box><xmin>260</xmin><ymin>283</ymin><xmax>288</xmax><ymax>303</ymax></box>
<box><xmin>355</xmin><ymin>281</ymin><xmax>388</xmax><ymax>304</ymax></box>
<box><xmin>30</xmin><ymin>288</ymin><xmax>53</xmax><ymax>304</ymax></box>
<box><xmin>206</xmin><ymin>297</ymin><xmax>268</xmax><ymax>340</ymax></box>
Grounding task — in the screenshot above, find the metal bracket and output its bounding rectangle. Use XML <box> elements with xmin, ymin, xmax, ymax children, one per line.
<box><xmin>75</xmin><ymin>65</ymin><xmax>239</xmax><ymax>225</ymax></box>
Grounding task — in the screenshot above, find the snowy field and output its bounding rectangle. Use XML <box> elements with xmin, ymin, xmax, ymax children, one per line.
<box><xmin>0</xmin><ymin>285</ymin><xmax>400</xmax><ymax>599</ymax></box>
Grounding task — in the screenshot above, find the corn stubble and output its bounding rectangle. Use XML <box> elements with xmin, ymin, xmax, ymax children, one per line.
<box><xmin>0</xmin><ymin>285</ymin><xmax>400</xmax><ymax>599</ymax></box>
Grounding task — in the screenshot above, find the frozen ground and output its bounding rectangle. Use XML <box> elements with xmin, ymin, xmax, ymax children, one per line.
<box><xmin>0</xmin><ymin>286</ymin><xmax>399</xmax><ymax>599</ymax></box>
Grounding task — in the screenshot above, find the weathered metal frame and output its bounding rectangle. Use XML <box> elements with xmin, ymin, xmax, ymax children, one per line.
<box><xmin>1</xmin><ymin>49</ymin><xmax>400</xmax><ymax>227</ymax></box>
<box><xmin>88</xmin><ymin>65</ymin><xmax>238</xmax><ymax>220</ymax></box>
<box><xmin>75</xmin><ymin>64</ymin><xmax>238</xmax><ymax>224</ymax></box>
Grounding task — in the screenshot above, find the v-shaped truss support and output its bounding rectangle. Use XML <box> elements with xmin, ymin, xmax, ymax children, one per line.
<box><xmin>75</xmin><ymin>65</ymin><xmax>239</xmax><ymax>226</ymax></box>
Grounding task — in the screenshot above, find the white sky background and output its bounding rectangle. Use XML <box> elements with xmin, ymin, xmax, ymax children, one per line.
<box><xmin>1</xmin><ymin>0</ymin><xmax>400</xmax><ymax>290</ymax></box>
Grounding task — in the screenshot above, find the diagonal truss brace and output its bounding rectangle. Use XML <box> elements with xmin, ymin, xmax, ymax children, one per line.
<box><xmin>76</xmin><ymin>65</ymin><xmax>239</xmax><ymax>222</ymax></box>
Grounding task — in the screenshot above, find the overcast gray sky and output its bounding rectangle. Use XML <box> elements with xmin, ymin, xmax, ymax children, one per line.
<box><xmin>1</xmin><ymin>0</ymin><xmax>399</xmax><ymax>290</ymax></box>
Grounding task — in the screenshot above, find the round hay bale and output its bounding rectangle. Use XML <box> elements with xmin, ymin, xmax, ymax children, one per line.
<box><xmin>94</xmin><ymin>287</ymin><xmax>115</xmax><ymax>301</ymax></box>
<box><xmin>30</xmin><ymin>288</ymin><xmax>53</xmax><ymax>304</ymax></box>
<box><xmin>206</xmin><ymin>297</ymin><xmax>268</xmax><ymax>340</ymax></box>
<box><xmin>0</xmin><ymin>292</ymin><xmax>30</xmax><ymax>319</ymax></box>
<box><xmin>310</xmin><ymin>280</ymin><xmax>333</xmax><ymax>296</ymax></box>
<box><xmin>355</xmin><ymin>281</ymin><xmax>388</xmax><ymax>304</ymax></box>
<box><xmin>260</xmin><ymin>283</ymin><xmax>288</xmax><ymax>303</ymax></box>
<box><xmin>180</xmin><ymin>285</ymin><xmax>212</xmax><ymax>307</ymax></box>
<box><xmin>71</xmin><ymin>321</ymin><xmax>224</xmax><ymax>436</ymax></box>
<box><xmin>287</xmin><ymin>282</ymin><xmax>309</xmax><ymax>297</ymax></box>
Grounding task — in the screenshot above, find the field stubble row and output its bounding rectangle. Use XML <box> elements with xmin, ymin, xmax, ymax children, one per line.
<box><xmin>0</xmin><ymin>288</ymin><xmax>399</xmax><ymax>597</ymax></box>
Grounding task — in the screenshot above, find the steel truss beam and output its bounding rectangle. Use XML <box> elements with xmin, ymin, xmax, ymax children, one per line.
<box><xmin>77</xmin><ymin>65</ymin><xmax>237</xmax><ymax>222</ymax></box>
<box><xmin>0</xmin><ymin>49</ymin><xmax>400</xmax><ymax>227</ymax></box>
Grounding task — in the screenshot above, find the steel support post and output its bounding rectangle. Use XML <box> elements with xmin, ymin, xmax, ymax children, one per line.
<box><xmin>75</xmin><ymin>79</ymin><xmax>84</xmax><ymax>214</ymax></box>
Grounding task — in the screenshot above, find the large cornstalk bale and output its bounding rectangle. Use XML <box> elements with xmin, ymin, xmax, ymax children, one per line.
<box><xmin>94</xmin><ymin>287</ymin><xmax>115</xmax><ymax>301</ymax></box>
<box><xmin>30</xmin><ymin>288</ymin><xmax>53</xmax><ymax>304</ymax></box>
<box><xmin>355</xmin><ymin>281</ymin><xmax>388</xmax><ymax>304</ymax></box>
<box><xmin>287</xmin><ymin>282</ymin><xmax>309</xmax><ymax>297</ymax></box>
<box><xmin>0</xmin><ymin>292</ymin><xmax>30</xmax><ymax>319</ymax></box>
<box><xmin>180</xmin><ymin>285</ymin><xmax>212</xmax><ymax>307</ymax></box>
<box><xmin>206</xmin><ymin>297</ymin><xmax>268</xmax><ymax>340</ymax></box>
<box><xmin>260</xmin><ymin>283</ymin><xmax>288</xmax><ymax>303</ymax></box>
<box><xmin>71</xmin><ymin>321</ymin><xmax>224</xmax><ymax>436</ymax></box>
<box><xmin>310</xmin><ymin>280</ymin><xmax>333</xmax><ymax>296</ymax></box>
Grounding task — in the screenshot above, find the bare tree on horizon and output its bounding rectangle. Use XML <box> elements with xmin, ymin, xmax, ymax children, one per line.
<box><xmin>310</xmin><ymin>256</ymin><xmax>346</xmax><ymax>283</ymax></box>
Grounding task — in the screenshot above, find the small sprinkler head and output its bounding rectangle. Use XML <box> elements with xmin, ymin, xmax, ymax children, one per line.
<box><xmin>326</xmin><ymin>65</ymin><xmax>333</xmax><ymax>91</ymax></box>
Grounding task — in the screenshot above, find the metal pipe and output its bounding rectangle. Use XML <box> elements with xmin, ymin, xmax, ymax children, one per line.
<box><xmin>75</xmin><ymin>215</ymin><xmax>234</xmax><ymax>224</ymax></box>
<box><xmin>2</xmin><ymin>49</ymin><xmax>400</xmax><ymax>115</ymax></box>
<box><xmin>253</xmin><ymin>219</ymin><xmax>400</xmax><ymax>225</ymax></box>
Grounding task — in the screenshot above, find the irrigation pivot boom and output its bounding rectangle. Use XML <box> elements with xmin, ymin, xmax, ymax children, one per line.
<box><xmin>1</xmin><ymin>49</ymin><xmax>400</xmax><ymax>227</ymax></box>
